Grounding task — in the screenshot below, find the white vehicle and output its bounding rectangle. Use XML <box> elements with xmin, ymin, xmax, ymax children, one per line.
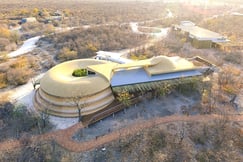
<box><xmin>95</xmin><ymin>51</ymin><xmax>133</xmax><ymax>64</ymax></box>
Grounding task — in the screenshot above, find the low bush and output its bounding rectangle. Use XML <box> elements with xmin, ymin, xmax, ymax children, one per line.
<box><xmin>223</xmin><ymin>52</ymin><xmax>242</xmax><ymax>65</ymax></box>
<box><xmin>7</xmin><ymin>68</ymin><xmax>33</xmax><ymax>86</ymax></box>
<box><xmin>0</xmin><ymin>38</ymin><xmax>10</xmax><ymax>51</ymax></box>
<box><xmin>10</xmin><ymin>57</ymin><xmax>28</xmax><ymax>69</ymax></box>
<box><xmin>218</xmin><ymin>67</ymin><xmax>241</xmax><ymax>95</ymax></box>
<box><xmin>57</xmin><ymin>47</ymin><xmax>78</xmax><ymax>61</ymax></box>
<box><xmin>0</xmin><ymin>56</ymin><xmax>36</xmax><ymax>87</ymax></box>
<box><xmin>148</xmin><ymin>129</ymin><xmax>166</xmax><ymax>153</ymax></box>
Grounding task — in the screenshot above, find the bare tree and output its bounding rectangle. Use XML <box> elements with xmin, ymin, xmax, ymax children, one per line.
<box><xmin>41</xmin><ymin>108</ymin><xmax>49</xmax><ymax>128</ymax></box>
<box><xmin>71</xmin><ymin>95</ymin><xmax>87</xmax><ymax>122</ymax></box>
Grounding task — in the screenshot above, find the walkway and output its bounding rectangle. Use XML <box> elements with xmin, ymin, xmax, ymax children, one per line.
<box><xmin>0</xmin><ymin>114</ymin><xmax>243</xmax><ymax>153</ymax></box>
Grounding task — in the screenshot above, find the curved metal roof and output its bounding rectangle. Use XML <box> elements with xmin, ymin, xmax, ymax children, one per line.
<box><xmin>40</xmin><ymin>59</ymin><xmax>110</xmax><ymax>98</ymax></box>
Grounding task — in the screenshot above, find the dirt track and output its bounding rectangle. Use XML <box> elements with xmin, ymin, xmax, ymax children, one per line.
<box><xmin>0</xmin><ymin>114</ymin><xmax>242</xmax><ymax>153</ymax></box>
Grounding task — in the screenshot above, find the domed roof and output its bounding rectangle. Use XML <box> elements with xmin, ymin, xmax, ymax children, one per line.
<box><xmin>40</xmin><ymin>59</ymin><xmax>110</xmax><ymax>98</ymax></box>
<box><xmin>150</xmin><ymin>56</ymin><xmax>176</xmax><ymax>67</ymax></box>
<box><xmin>145</xmin><ymin>56</ymin><xmax>196</xmax><ymax>75</ymax></box>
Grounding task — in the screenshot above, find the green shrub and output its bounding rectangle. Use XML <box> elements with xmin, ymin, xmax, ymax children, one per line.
<box><xmin>72</xmin><ymin>69</ymin><xmax>87</xmax><ymax>77</ymax></box>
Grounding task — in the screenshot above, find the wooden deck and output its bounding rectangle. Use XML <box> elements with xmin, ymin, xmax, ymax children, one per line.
<box><xmin>82</xmin><ymin>97</ymin><xmax>141</xmax><ymax>126</ymax></box>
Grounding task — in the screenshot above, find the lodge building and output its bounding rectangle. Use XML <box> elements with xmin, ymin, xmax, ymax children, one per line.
<box><xmin>33</xmin><ymin>55</ymin><xmax>214</xmax><ymax>123</ymax></box>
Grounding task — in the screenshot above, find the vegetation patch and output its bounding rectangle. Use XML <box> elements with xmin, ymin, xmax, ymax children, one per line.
<box><xmin>223</xmin><ymin>52</ymin><xmax>242</xmax><ymax>65</ymax></box>
<box><xmin>47</xmin><ymin>25</ymin><xmax>149</xmax><ymax>60</ymax></box>
<box><xmin>129</xmin><ymin>31</ymin><xmax>185</xmax><ymax>58</ymax></box>
<box><xmin>72</xmin><ymin>69</ymin><xmax>87</xmax><ymax>77</ymax></box>
<box><xmin>116</xmin><ymin>90</ymin><xmax>134</xmax><ymax>107</ymax></box>
<box><xmin>0</xmin><ymin>102</ymin><xmax>52</xmax><ymax>142</ymax></box>
<box><xmin>175</xmin><ymin>77</ymin><xmax>202</xmax><ymax>95</ymax></box>
<box><xmin>0</xmin><ymin>56</ymin><xmax>37</xmax><ymax>88</ymax></box>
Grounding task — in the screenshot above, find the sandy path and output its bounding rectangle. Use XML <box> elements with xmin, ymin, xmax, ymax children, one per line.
<box><xmin>8</xmin><ymin>36</ymin><xmax>42</xmax><ymax>58</ymax></box>
<box><xmin>0</xmin><ymin>114</ymin><xmax>242</xmax><ymax>153</ymax></box>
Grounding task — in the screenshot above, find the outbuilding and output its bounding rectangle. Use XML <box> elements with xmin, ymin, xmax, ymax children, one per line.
<box><xmin>174</xmin><ymin>21</ymin><xmax>229</xmax><ymax>48</ymax></box>
<box><xmin>21</xmin><ymin>17</ymin><xmax>37</xmax><ymax>24</ymax></box>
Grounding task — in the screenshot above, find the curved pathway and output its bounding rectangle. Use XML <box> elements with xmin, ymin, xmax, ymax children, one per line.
<box><xmin>0</xmin><ymin>114</ymin><xmax>243</xmax><ymax>153</ymax></box>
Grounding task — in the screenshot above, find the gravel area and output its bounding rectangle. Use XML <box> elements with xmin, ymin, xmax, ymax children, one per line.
<box><xmin>49</xmin><ymin>116</ymin><xmax>79</xmax><ymax>130</ymax></box>
<box><xmin>73</xmin><ymin>92</ymin><xmax>201</xmax><ymax>142</ymax></box>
